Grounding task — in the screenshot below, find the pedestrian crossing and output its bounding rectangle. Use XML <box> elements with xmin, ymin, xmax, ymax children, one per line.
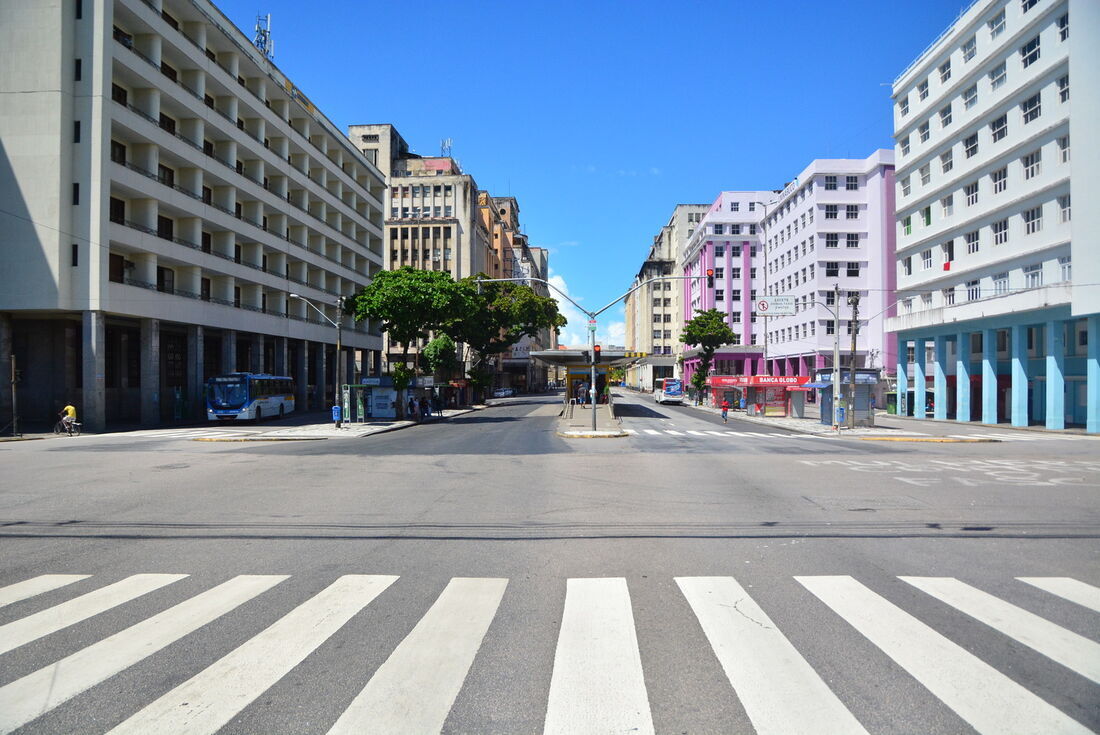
<box><xmin>629</xmin><ymin>427</ymin><xmax>827</xmax><ymax>440</ymax></box>
<box><xmin>0</xmin><ymin>572</ymin><xmax>1095</xmax><ymax>734</ymax></box>
<box><xmin>109</xmin><ymin>427</ymin><xmax>269</xmax><ymax>440</ymax></box>
<box><xmin>624</xmin><ymin>427</ymin><xmax>1098</xmax><ymax>443</ymax></box>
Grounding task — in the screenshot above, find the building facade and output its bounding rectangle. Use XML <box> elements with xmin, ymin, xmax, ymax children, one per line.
<box><xmin>0</xmin><ymin>0</ymin><xmax>386</xmax><ymax>432</ymax></box>
<box><xmin>624</xmin><ymin>204</ymin><xmax>708</xmax><ymax>358</ymax></box>
<box><xmin>888</xmin><ymin>0</ymin><xmax>1098</xmax><ymax>432</ymax></box>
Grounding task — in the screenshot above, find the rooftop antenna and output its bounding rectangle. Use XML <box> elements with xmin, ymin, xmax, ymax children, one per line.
<box><xmin>440</xmin><ymin>137</ymin><xmax>453</xmax><ymax>157</ymax></box>
<box><xmin>253</xmin><ymin>14</ymin><xmax>274</xmax><ymax>60</ymax></box>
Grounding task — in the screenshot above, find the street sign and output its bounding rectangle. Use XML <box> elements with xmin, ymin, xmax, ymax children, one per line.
<box><xmin>588</xmin><ymin>319</ymin><xmax>597</xmax><ymax>332</ymax></box>
<box><xmin>754</xmin><ymin>295</ymin><xmax>795</xmax><ymax>316</ymax></box>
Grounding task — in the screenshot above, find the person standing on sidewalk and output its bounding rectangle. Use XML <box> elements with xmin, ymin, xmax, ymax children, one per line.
<box><xmin>721</xmin><ymin>399</ymin><xmax>730</xmax><ymax>423</ymax></box>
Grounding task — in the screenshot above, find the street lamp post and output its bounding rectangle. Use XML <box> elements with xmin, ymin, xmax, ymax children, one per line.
<box><xmin>290</xmin><ymin>293</ymin><xmax>344</xmax><ymax>421</ymax></box>
<box><xmin>754</xmin><ymin>200</ymin><xmax>775</xmax><ymax>376</ymax></box>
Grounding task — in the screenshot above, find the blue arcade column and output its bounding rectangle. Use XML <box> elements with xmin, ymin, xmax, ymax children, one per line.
<box><xmin>896</xmin><ymin>338</ymin><xmax>909</xmax><ymax>417</ymax></box>
<box><xmin>1010</xmin><ymin>324</ymin><xmax>1028</xmax><ymax>427</ymax></box>
<box><xmin>956</xmin><ymin>331</ymin><xmax>971</xmax><ymax>422</ymax></box>
<box><xmin>982</xmin><ymin>328</ymin><xmax>997</xmax><ymax>424</ymax></box>
<box><xmin>1045</xmin><ymin>320</ymin><xmax>1065</xmax><ymax>430</ymax></box>
<box><xmin>1087</xmin><ymin>315</ymin><xmax>1099</xmax><ymax>434</ymax></box>
<box><xmin>933</xmin><ymin>335</ymin><xmax>948</xmax><ymax>420</ymax></box>
<box><xmin>913</xmin><ymin>338</ymin><xmax>927</xmax><ymax>418</ymax></box>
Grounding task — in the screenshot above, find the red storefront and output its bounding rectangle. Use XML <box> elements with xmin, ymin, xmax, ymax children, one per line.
<box><xmin>705</xmin><ymin>375</ymin><xmax>812</xmax><ymax>417</ymax></box>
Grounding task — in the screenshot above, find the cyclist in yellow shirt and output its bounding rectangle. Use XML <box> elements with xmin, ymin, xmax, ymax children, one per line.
<box><xmin>60</xmin><ymin>404</ymin><xmax>77</xmax><ymax>436</ymax></box>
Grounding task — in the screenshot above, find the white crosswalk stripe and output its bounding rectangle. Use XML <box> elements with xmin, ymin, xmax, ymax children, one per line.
<box><xmin>0</xmin><ymin>574</ymin><xmax>89</xmax><ymax>609</ymax></box>
<box><xmin>0</xmin><ymin>572</ymin><xmax>1095</xmax><ymax>734</ymax></box>
<box><xmin>107</xmin><ymin>575</ymin><xmax>397</xmax><ymax>735</ymax></box>
<box><xmin>797</xmin><ymin>575</ymin><xmax>1093</xmax><ymax>735</ymax></box>
<box><xmin>544</xmin><ymin>578</ymin><xmax>654</xmax><ymax>735</ymax></box>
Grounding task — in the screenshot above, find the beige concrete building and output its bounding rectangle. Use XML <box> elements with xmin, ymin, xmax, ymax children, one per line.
<box><xmin>0</xmin><ymin>0</ymin><xmax>386</xmax><ymax>432</ymax></box>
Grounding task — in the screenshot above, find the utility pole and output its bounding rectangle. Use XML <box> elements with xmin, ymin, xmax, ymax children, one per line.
<box><xmin>847</xmin><ymin>290</ymin><xmax>860</xmax><ymax>429</ymax></box>
<box><xmin>10</xmin><ymin>355</ymin><xmax>18</xmax><ymax>438</ymax></box>
<box><xmin>832</xmin><ymin>285</ymin><xmax>841</xmax><ymax>431</ymax></box>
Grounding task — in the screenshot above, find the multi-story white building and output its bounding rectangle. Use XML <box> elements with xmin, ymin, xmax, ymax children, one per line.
<box><xmin>761</xmin><ymin>151</ymin><xmax>896</xmax><ymax>378</ymax></box>
<box><xmin>0</xmin><ymin>0</ymin><xmax>387</xmax><ymax>432</ymax></box>
<box><xmin>888</xmin><ymin>0</ymin><xmax>1098</xmax><ymax>432</ymax></box>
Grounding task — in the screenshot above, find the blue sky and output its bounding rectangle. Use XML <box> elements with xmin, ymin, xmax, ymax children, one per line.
<box><xmin>218</xmin><ymin>0</ymin><xmax>967</xmax><ymax>346</ymax></box>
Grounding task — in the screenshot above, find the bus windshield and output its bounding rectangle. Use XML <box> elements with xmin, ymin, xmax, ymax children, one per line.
<box><xmin>207</xmin><ymin>379</ymin><xmax>248</xmax><ymax>409</ymax></box>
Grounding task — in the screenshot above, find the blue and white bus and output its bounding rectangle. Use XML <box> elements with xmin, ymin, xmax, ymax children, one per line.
<box><xmin>653</xmin><ymin>377</ymin><xmax>684</xmax><ymax>405</ymax></box>
<box><xmin>206</xmin><ymin>373</ymin><xmax>296</xmax><ymax>421</ymax></box>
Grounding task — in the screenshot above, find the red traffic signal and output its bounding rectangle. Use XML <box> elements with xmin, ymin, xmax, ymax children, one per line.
<box><xmin>706</xmin><ymin>268</ymin><xmax>714</xmax><ymax>288</ymax></box>
<box><xmin>593</xmin><ymin>344</ymin><xmax>602</xmax><ymax>363</ymax></box>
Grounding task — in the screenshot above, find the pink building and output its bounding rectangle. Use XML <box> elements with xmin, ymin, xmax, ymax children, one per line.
<box><xmin>681</xmin><ymin>150</ymin><xmax>896</xmax><ymax>387</ymax></box>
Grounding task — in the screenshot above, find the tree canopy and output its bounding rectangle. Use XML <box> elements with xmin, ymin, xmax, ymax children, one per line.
<box><xmin>680</xmin><ymin>308</ymin><xmax>739</xmax><ymax>396</ymax></box>
<box><xmin>447</xmin><ymin>276</ymin><xmax>566</xmax><ymax>369</ymax></box>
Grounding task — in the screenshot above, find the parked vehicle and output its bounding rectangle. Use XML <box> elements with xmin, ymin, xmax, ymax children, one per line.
<box><xmin>493</xmin><ymin>387</ymin><xmax>515</xmax><ymax>398</ymax></box>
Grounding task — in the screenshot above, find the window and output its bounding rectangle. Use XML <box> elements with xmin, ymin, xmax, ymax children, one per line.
<box><xmin>652</xmin><ymin>329</ymin><xmax>662</xmax><ymax>339</ymax></box>
<box><xmin>71</xmin><ymin>183</ymin><xmax>79</xmax><ymax>205</ymax></box>
<box><xmin>994</xmin><ymin>272</ymin><xmax>1010</xmax><ymax>295</ymax></box>
<box><xmin>1058</xmin><ymin>135</ymin><xmax>1070</xmax><ymax>163</ymax></box>
<box><xmin>730</xmin><ymin>201</ymin><xmax>739</xmax><ymax>211</ymax></box>
<box><xmin>901</xmin><ymin>176</ymin><xmax>911</xmax><ymax>197</ymax></box>
<box><xmin>1021</xmin><ymin>92</ymin><xmax>1041</xmax><ymax>123</ymax></box>
<box><xmin>967</xmin><ymin>280</ymin><xmax>981</xmax><ymax>300</ymax></box>
<box><xmin>965</xmin><ymin>181</ymin><xmax>979</xmax><ymax>206</ymax></box>
<box><xmin>919</xmin><ymin>121</ymin><xmax>930</xmax><ymax>143</ymax></box>
<box><xmin>918</xmin><ymin>79</ymin><xmax>928</xmax><ymax>100</ymax></box>
<box><xmin>713</xmin><ymin>224</ymin><xmax>724</xmax><ymax>235</ymax></box>
<box><xmin>900</xmin><ymin>135</ymin><xmax>910</xmax><ymax>155</ymax></box>
<box><xmin>109</xmin><ymin>253</ymin><xmax>125</xmax><ymax>283</ymax></box>
<box><xmin>846</xmin><ymin>175</ymin><xmax>858</xmax><ymax>191</ymax></box>
<box><xmin>157</xmin><ymin>164</ymin><xmax>175</xmax><ymax>188</ymax></box>
<box><xmin>1023</xmin><ymin>206</ymin><xmax>1042</xmax><ymax>234</ymax></box>
<box><xmin>826</xmin><ymin>261</ymin><xmax>839</xmax><ymax>277</ymax></box>
<box><xmin>1058</xmin><ymin>75</ymin><xmax>1069</xmax><ymax>102</ymax></box>
<box><xmin>731</xmin><ymin>267</ymin><xmax>741</xmax><ymax>279</ymax></box>
<box><xmin>942</xmin><ymin>239</ymin><xmax>955</xmax><ymax>264</ymax></box>
<box><xmin>1020</xmin><ymin>36</ymin><xmax>1040</xmax><ymax>68</ymax></box>
<box><xmin>1059</xmin><ymin>256</ymin><xmax>1071</xmax><ymax>281</ymax></box>
<box><xmin>1022</xmin><ymin>150</ymin><xmax>1041</xmax><ymax>179</ymax></box>
<box><xmin>922</xmin><ymin>249</ymin><xmax>934</xmax><ymax>269</ymax></box>
<box><xmin>1021</xmin><ymin>0</ymin><xmax>1037</xmax><ymax>12</ymax></box>
<box><xmin>899</xmin><ymin>97</ymin><xmax>910</xmax><ymax>117</ymax></box>
<box><xmin>940</xmin><ymin>104</ymin><xmax>952</xmax><ymax>127</ymax></box>
<box><xmin>940</xmin><ymin>150</ymin><xmax>953</xmax><ymax>173</ymax></box>
<box><xmin>984</xmin><ymin>170</ymin><xmax>1005</xmax><ymax>198</ymax></box>
<box><xmin>157</xmin><ymin>215</ymin><xmax>173</xmax><ymax>240</ymax></box>
<box><xmin>748</xmin><ymin>202</ymin><xmax>756</xmax><ymax>212</ymax></box>
<box><xmin>846</xmin><ymin>204</ymin><xmax>859</xmax><ymax>219</ymax></box>
<box><xmin>110</xmin><ymin>140</ymin><xmax>126</xmax><ymax>164</ymax></box>
<box><xmin>989</xmin><ymin>62</ymin><xmax>1006</xmax><ymax>90</ymax></box>
<box><xmin>1059</xmin><ymin>194</ymin><xmax>1071</xmax><ymax>222</ymax></box>
<box><xmin>992</xmin><ymin>219</ymin><xmax>1009</xmax><ymax>244</ymax></box>
<box><xmin>731</xmin><ymin>289</ymin><xmax>741</xmax><ymax>301</ymax></box>
<box><xmin>715</xmin><ymin>267</ymin><xmax>724</xmax><ymax>279</ymax></box>
<box><xmin>990</xmin><ymin>114</ymin><xmax>1007</xmax><ymax>141</ymax></box>
<box><xmin>941</xmin><ymin>195</ymin><xmax>954</xmax><ymax>216</ymax></box>
<box><xmin>989</xmin><ymin>10</ymin><xmax>1005</xmax><ymax>37</ymax></box>
<box><xmin>962</xmin><ymin>36</ymin><xmax>976</xmax><ymax>62</ymax></box>
<box><xmin>826</xmin><ymin>233</ymin><xmax>838</xmax><ymax>248</ymax></box>
<box><xmin>943</xmin><ymin>287</ymin><xmax>956</xmax><ymax>305</ymax></box>
<box><xmin>731</xmin><ymin>224</ymin><xmax>742</xmax><ymax>235</ymax></box>
<box><xmin>921</xmin><ymin>206</ymin><xmax>932</xmax><ymax>227</ymax></box>
<box><xmin>715</xmin><ymin>290</ymin><xmax>724</xmax><ymax>302</ymax></box>
<box><xmin>156</xmin><ymin>266</ymin><xmax>174</xmax><ymax>294</ymax></box>
<box><xmin>825</xmin><ymin>205</ymin><xmax>838</xmax><ymax>219</ymax></box>
<box><xmin>938</xmin><ymin>61</ymin><xmax>951</xmax><ymax>84</ymax></box>
<box><xmin>731</xmin><ymin>311</ymin><xmax>741</xmax><ymax>323</ymax></box>
<box><xmin>963</xmin><ymin>85</ymin><xmax>977</xmax><ymax>109</ymax></box>
<box><xmin>1024</xmin><ymin>264</ymin><xmax>1042</xmax><ymax>288</ymax></box>
<box><xmin>919</xmin><ymin>164</ymin><xmax>931</xmax><ymax>186</ymax></box>
<box><xmin>1058</xmin><ymin>13</ymin><xmax>1069</xmax><ymax>41</ymax></box>
<box><xmin>826</xmin><ymin>320</ymin><xmax>836</xmax><ymax>335</ymax></box>
<box><xmin>966</xmin><ymin>230</ymin><xmax>979</xmax><ymax>254</ymax></box>
<box><xmin>159</xmin><ymin>113</ymin><xmax>176</xmax><ymax>135</ymax></box>
<box><xmin>749</xmin><ymin>224</ymin><xmax>757</xmax><ymax>235</ymax></box>
<box><xmin>824</xmin><ymin>175</ymin><xmax>837</xmax><ymax>190</ymax></box>
<box><xmin>846</xmin><ymin>262</ymin><xmax>860</xmax><ymax>277</ymax></box>
<box><xmin>964</xmin><ymin>133</ymin><xmax>978</xmax><ymax>158</ymax></box>
<box><xmin>109</xmin><ymin>197</ymin><xmax>124</xmax><ymax>224</ymax></box>
<box><xmin>903</xmin><ymin>215</ymin><xmax>912</xmax><ymax>236</ymax></box>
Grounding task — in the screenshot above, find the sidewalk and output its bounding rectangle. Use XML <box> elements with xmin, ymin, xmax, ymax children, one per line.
<box><xmin>556</xmin><ymin>401</ymin><xmax>627</xmax><ymax>438</ymax></box>
<box><xmin>253</xmin><ymin>407</ymin><xmax>480</xmax><ymax>440</ymax></box>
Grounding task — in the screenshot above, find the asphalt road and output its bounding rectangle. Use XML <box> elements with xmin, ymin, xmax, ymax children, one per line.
<box><xmin>1</xmin><ymin>391</ymin><xmax>1098</xmax><ymax>734</ymax></box>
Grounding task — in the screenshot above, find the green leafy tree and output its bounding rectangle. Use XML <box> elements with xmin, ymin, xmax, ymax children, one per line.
<box><xmin>447</xmin><ymin>276</ymin><xmax>566</xmax><ymax>399</ymax></box>
<box><xmin>422</xmin><ymin>334</ymin><xmax>460</xmax><ymax>377</ymax></box>
<box><xmin>680</xmin><ymin>308</ymin><xmax>738</xmax><ymax>402</ymax></box>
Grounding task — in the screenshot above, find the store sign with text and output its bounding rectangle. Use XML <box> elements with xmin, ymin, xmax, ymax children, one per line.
<box><xmin>707</xmin><ymin>375</ymin><xmax>811</xmax><ymax>387</ymax></box>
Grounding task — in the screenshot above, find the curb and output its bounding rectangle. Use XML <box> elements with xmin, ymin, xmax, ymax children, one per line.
<box><xmin>855</xmin><ymin>436</ymin><xmax>1000</xmax><ymax>443</ymax></box>
<box><xmin>0</xmin><ymin>437</ymin><xmax>46</xmax><ymax>442</ymax></box>
<box><xmin>557</xmin><ymin>431</ymin><xmax>629</xmax><ymax>438</ymax></box>
<box><xmin>192</xmin><ymin>436</ymin><xmax>328</xmax><ymax>442</ymax></box>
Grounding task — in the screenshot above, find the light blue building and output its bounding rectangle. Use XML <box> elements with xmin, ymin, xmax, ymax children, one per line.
<box><xmin>888</xmin><ymin>0</ymin><xmax>1099</xmax><ymax>433</ymax></box>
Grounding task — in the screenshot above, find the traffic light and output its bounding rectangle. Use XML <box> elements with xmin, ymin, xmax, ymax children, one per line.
<box><xmin>593</xmin><ymin>344</ymin><xmax>602</xmax><ymax>363</ymax></box>
<box><xmin>706</xmin><ymin>268</ymin><xmax>714</xmax><ymax>288</ymax></box>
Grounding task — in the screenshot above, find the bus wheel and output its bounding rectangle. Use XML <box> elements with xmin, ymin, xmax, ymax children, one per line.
<box><xmin>255</xmin><ymin>407</ymin><xmax>262</xmax><ymax>422</ymax></box>
<box><xmin>279</xmin><ymin>405</ymin><xmax>285</xmax><ymax>419</ymax></box>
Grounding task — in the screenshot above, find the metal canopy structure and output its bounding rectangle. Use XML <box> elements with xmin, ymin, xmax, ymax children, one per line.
<box><xmin>530</xmin><ymin>350</ymin><xmax>647</xmax><ymax>369</ymax></box>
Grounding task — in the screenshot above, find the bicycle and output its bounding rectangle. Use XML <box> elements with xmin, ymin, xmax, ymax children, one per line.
<box><xmin>53</xmin><ymin>417</ymin><xmax>82</xmax><ymax>436</ymax></box>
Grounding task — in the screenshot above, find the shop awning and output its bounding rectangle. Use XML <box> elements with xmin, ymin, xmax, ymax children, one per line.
<box><xmin>803</xmin><ymin>382</ymin><xmax>832</xmax><ymax>389</ymax></box>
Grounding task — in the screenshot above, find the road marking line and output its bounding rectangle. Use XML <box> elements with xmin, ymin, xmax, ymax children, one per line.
<box><xmin>767</xmin><ymin>433</ymin><xmax>790</xmax><ymax>438</ymax></box>
<box><xmin>0</xmin><ymin>575</ymin><xmax>286</xmax><ymax>735</ymax></box>
<box><xmin>705</xmin><ymin>431</ymin><xmax>726</xmax><ymax>436</ymax></box>
<box><xmin>107</xmin><ymin>575</ymin><xmax>398</xmax><ymax>735</ymax></box>
<box><xmin>678</xmin><ymin>577</ymin><xmax>868</xmax><ymax>735</ymax></box>
<box><xmin>1017</xmin><ymin>577</ymin><xmax>1100</xmax><ymax>613</ymax></box>
<box><xmin>544</xmin><ymin>578</ymin><xmax>653</xmax><ymax>735</ymax></box>
<box><xmin>901</xmin><ymin>577</ymin><xmax>1100</xmax><ymax>683</ymax></box>
<box><xmin>644</xmin><ymin>429</ymin><xmax>662</xmax><ymax>435</ymax></box>
<box><xmin>623</xmin><ymin>429</ymin><xmax>638</xmax><ymax>434</ymax></box>
<box><xmin>0</xmin><ymin>574</ymin><xmax>187</xmax><ymax>656</ymax></box>
<box><xmin>797</xmin><ymin>575</ymin><xmax>1091</xmax><ymax>735</ymax></box>
<box><xmin>686</xmin><ymin>431</ymin><xmax>707</xmax><ymax>436</ymax></box>
<box><xmin>0</xmin><ymin>575</ymin><xmax>90</xmax><ymax>609</ymax></box>
<box><xmin>328</xmin><ymin>578</ymin><xmax>507</xmax><ymax>734</ymax></box>
<box><xmin>726</xmin><ymin>432</ymin><xmax>749</xmax><ymax>436</ymax></box>
<box><xmin>664</xmin><ymin>430</ymin><xmax>684</xmax><ymax>436</ymax></box>
<box><xmin>747</xmin><ymin>432</ymin><xmax>773</xmax><ymax>438</ymax></box>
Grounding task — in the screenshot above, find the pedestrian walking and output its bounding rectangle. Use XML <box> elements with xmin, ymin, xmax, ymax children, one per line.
<box><xmin>407</xmin><ymin>397</ymin><xmax>417</xmax><ymax>421</ymax></box>
<box><xmin>419</xmin><ymin>396</ymin><xmax>431</xmax><ymax>420</ymax></box>
<box><xmin>721</xmin><ymin>399</ymin><xmax>730</xmax><ymax>423</ymax></box>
